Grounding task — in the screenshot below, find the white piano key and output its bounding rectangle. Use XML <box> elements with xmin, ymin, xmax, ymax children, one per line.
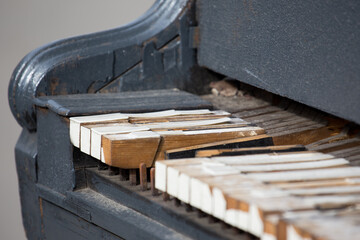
<box><xmin>126</xmin><ymin>109</ymin><xmax>215</xmax><ymax>118</ymax></box>
<box><xmin>212</xmin><ymin>152</ymin><xmax>335</xmax><ymax>165</ymax></box>
<box><xmin>167</xmin><ymin>167</ymin><xmax>180</xmax><ymax>197</ymax></box>
<box><xmin>80</xmin><ymin>125</ymin><xmax>92</xmax><ymax>154</ymax></box>
<box><xmin>200</xmin><ymin>183</ymin><xmax>213</xmax><ymax>214</ymax></box>
<box><xmin>126</xmin><ymin>110</ymin><xmax>176</xmax><ymax>118</ymax></box>
<box><xmin>70</xmin><ymin>113</ymin><xmax>128</xmax><ymax>148</ymax></box>
<box><xmin>202</xmin><ymin>165</ymin><xmax>240</xmax><ymax>176</ymax></box>
<box><xmin>212</xmin><ymin>187</ymin><xmax>227</xmax><ymax>219</ymax></box>
<box><xmin>178</xmin><ymin>173</ymin><xmax>191</xmax><ymax>203</ymax></box>
<box><xmin>233</xmin><ymin>158</ymin><xmax>349</xmax><ymax>172</ymax></box>
<box><xmin>261</xmin><ymin>233</ymin><xmax>277</xmax><ymax>240</ymax></box>
<box><xmin>155</xmin><ymin>158</ymin><xmax>208</xmax><ymax>193</ymax></box>
<box><xmin>287</xmin><ymin>225</ymin><xmax>309</xmax><ymax>240</ymax></box>
<box><xmin>249</xmin><ymin>204</ymin><xmax>264</xmax><ymax>237</ymax></box>
<box><xmin>248</xmin><ymin>167</ymin><xmax>360</xmax><ymax>182</ymax></box>
<box><xmin>155</xmin><ymin>161</ymin><xmax>167</xmax><ymax>192</ymax></box>
<box><xmin>286</xmin><ymin>185</ymin><xmax>360</xmax><ymax>196</ymax></box>
<box><xmin>90</xmin><ymin>124</ymin><xmax>150</xmax><ymax>159</ymax></box>
<box><xmin>139</xmin><ymin>117</ymin><xmax>232</xmax><ymax>130</ymax></box>
<box><xmin>224</xmin><ymin>209</ymin><xmax>240</xmax><ymax>227</ymax></box>
<box><xmin>182</xmin><ymin>126</ymin><xmax>263</xmax><ymax>135</ymax></box>
<box><xmin>190</xmin><ymin>178</ymin><xmax>204</xmax><ymax>209</ymax></box>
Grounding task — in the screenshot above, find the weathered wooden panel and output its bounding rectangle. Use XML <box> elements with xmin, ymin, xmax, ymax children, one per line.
<box><xmin>198</xmin><ymin>0</ymin><xmax>360</xmax><ymax>124</ymax></box>
<box><xmin>34</xmin><ymin>89</ymin><xmax>212</xmax><ymax>117</ymax></box>
<box><xmin>41</xmin><ymin>199</ymin><xmax>122</xmax><ymax>240</ymax></box>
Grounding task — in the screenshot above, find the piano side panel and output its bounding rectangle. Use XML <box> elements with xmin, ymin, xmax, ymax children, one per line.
<box><xmin>198</xmin><ymin>0</ymin><xmax>360</xmax><ymax>124</ymax></box>
<box><xmin>41</xmin><ymin>199</ymin><xmax>122</xmax><ymax>240</ymax></box>
<box><xmin>14</xmin><ymin>130</ymin><xmax>42</xmax><ymax>240</ymax></box>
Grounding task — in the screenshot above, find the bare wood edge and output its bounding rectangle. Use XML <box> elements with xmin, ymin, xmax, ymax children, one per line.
<box><xmin>195</xmin><ymin>144</ymin><xmax>304</xmax><ymax>158</ymax></box>
<box><xmin>166</xmin><ymin>134</ymin><xmax>271</xmax><ymax>158</ymax></box>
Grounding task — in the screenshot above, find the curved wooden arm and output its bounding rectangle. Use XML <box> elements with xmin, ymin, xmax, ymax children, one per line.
<box><xmin>9</xmin><ymin>0</ymin><xmax>197</xmax><ymax>131</ymax></box>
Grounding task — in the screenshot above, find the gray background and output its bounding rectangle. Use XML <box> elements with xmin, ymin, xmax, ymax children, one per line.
<box><xmin>0</xmin><ymin>1</ymin><xmax>154</xmax><ymax>239</ymax></box>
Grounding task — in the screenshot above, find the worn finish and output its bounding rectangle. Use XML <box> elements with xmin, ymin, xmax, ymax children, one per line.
<box><xmin>41</xmin><ymin>199</ymin><xmax>122</xmax><ymax>240</ymax></box>
<box><xmin>198</xmin><ymin>0</ymin><xmax>360</xmax><ymax>124</ymax></box>
<box><xmin>150</xmin><ymin>168</ymin><xmax>158</xmax><ymax>196</ymax></box>
<box><xmin>16</xmin><ymin>88</ymin><xmax>217</xmax><ymax>239</ymax></box>
<box><xmin>34</xmin><ymin>89</ymin><xmax>212</xmax><ymax>117</ymax></box>
<box><xmin>86</xmin><ymin>168</ymin><xmax>246</xmax><ymax>240</ymax></box>
<box><xmin>41</xmin><ymin>189</ymin><xmax>189</xmax><ymax>240</ymax></box>
<box><xmin>165</xmin><ymin>135</ymin><xmax>273</xmax><ymax>159</ymax></box>
<box><xmin>8</xmin><ymin>0</ymin><xmax>199</xmax><ymax>131</ymax></box>
<box><xmin>14</xmin><ymin>130</ymin><xmax>41</xmax><ymax>240</ymax></box>
<box><xmin>37</xmin><ymin>109</ymin><xmax>75</xmax><ymax>193</ymax></box>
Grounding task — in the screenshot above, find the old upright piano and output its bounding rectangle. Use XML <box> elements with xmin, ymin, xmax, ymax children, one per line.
<box><xmin>8</xmin><ymin>0</ymin><xmax>360</xmax><ymax>239</ymax></box>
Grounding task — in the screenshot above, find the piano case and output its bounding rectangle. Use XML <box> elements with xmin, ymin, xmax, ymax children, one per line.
<box><xmin>8</xmin><ymin>0</ymin><xmax>360</xmax><ymax>239</ymax></box>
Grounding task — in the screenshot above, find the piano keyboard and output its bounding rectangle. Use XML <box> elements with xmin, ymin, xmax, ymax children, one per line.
<box><xmin>69</xmin><ymin>109</ymin><xmax>267</xmax><ymax>168</ymax></box>
<box><xmin>67</xmin><ymin>93</ymin><xmax>360</xmax><ymax>240</ymax></box>
<box><xmin>155</xmin><ymin>152</ymin><xmax>360</xmax><ymax>240</ymax></box>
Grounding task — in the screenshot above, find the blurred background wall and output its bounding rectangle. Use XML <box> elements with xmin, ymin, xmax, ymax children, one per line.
<box><xmin>0</xmin><ymin>1</ymin><xmax>154</xmax><ymax>239</ymax></box>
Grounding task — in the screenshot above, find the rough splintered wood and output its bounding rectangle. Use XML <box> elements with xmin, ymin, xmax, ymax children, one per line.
<box><xmin>155</xmin><ymin>126</ymin><xmax>265</xmax><ymax>160</ymax></box>
<box><xmin>101</xmin><ymin>131</ymin><xmax>161</xmax><ymax>169</ymax></box>
<box><xmin>165</xmin><ymin>134</ymin><xmax>271</xmax><ymax>159</ymax></box>
<box><xmin>90</xmin><ymin>124</ymin><xmax>150</xmax><ymax>159</ymax></box>
<box><xmin>195</xmin><ymin>144</ymin><xmax>305</xmax><ymax>157</ymax></box>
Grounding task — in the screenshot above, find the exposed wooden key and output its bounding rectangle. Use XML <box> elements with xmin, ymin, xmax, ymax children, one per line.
<box><xmin>150</xmin><ymin>168</ymin><xmax>157</xmax><ymax>196</ymax></box>
<box><xmin>139</xmin><ymin>163</ymin><xmax>147</xmax><ymax>191</ymax></box>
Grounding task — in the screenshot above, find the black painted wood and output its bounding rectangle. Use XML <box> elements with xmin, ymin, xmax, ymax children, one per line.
<box><xmin>85</xmin><ymin>168</ymin><xmax>249</xmax><ymax>240</ymax></box>
<box><xmin>41</xmin><ymin>200</ymin><xmax>122</xmax><ymax>240</ymax></box>
<box><xmin>37</xmin><ymin>109</ymin><xmax>75</xmax><ymax>193</ymax></box>
<box><xmin>26</xmin><ymin>88</ymin><xmax>221</xmax><ymax>239</ymax></box>
<box><xmin>14</xmin><ymin>130</ymin><xmax>42</xmax><ymax>240</ymax></box>
<box><xmin>198</xmin><ymin>0</ymin><xmax>360</xmax><ymax>124</ymax></box>
<box><xmin>36</xmin><ymin>184</ymin><xmax>190</xmax><ymax>240</ymax></box>
<box><xmin>8</xmin><ymin>0</ymin><xmax>199</xmax><ymax>131</ymax></box>
<box><xmin>34</xmin><ymin>89</ymin><xmax>212</xmax><ymax>117</ymax></box>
